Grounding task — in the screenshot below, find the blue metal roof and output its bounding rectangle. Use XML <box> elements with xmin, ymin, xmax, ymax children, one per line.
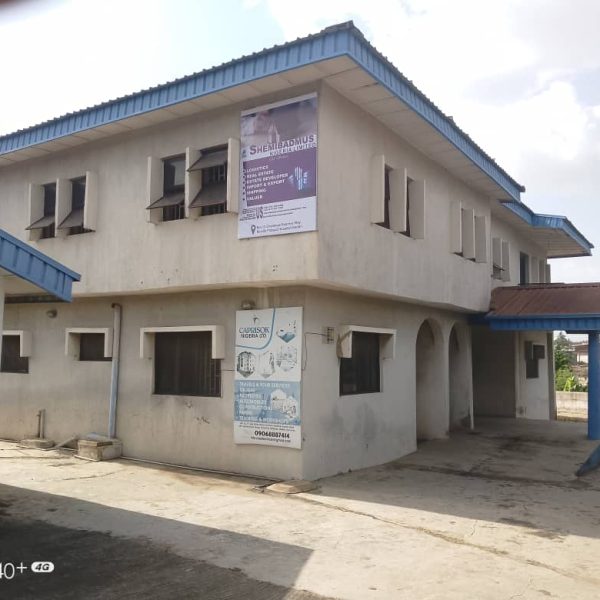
<box><xmin>0</xmin><ymin>229</ymin><xmax>80</xmax><ymax>301</ymax></box>
<box><xmin>484</xmin><ymin>315</ymin><xmax>600</xmax><ymax>332</ymax></box>
<box><xmin>0</xmin><ymin>21</ymin><xmax>524</xmax><ymax>202</ymax></box>
<box><xmin>501</xmin><ymin>200</ymin><xmax>593</xmax><ymax>257</ymax></box>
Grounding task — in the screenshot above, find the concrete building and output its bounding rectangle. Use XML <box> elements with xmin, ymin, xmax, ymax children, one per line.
<box><xmin>0</xmin><ymin>22</ymin><xmax>593</xmax><ymax>480</ymax></box>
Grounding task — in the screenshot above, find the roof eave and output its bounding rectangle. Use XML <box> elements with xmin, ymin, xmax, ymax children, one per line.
<box><xmin>501</xmin><ymin>200</ymin><xmax>593</xmax><ymax>258</ymax></box>
<box><xmin>0</xmin><ymin>21</ymin><xmax>524</xmax><ymax>202</ymax></box>
<box><xmin>0</xmin><ymin>229</ymin><xmax>80</xmax><ymax>302</ymax></box>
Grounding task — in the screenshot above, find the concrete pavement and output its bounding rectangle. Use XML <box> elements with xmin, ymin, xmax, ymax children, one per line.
<box><xmin>0</xmin><ymin>418</ymin><xmax>599</xmax><ymax>599</ymax></box>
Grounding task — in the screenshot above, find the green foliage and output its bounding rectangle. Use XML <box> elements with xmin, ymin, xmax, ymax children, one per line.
<box><xmin>554</xmin><ymin>333</ymin><xmax>575</xmax><ymax>372</ymax></box>
<box><xmin>555</xmin><ymin>366</ymin><xmax>587</xmax><ymax>392</ymax></box>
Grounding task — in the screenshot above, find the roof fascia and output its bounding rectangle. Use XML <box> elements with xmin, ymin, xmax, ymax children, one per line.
<box><xmin>501</xmin><ymin>200</ymin><xmax>593</xmax><ymax>256</ymax></box>
<box><xmin>0</xmin><ymin>22</ymin><xmax>524</xmax><ymax>202</ymax></box>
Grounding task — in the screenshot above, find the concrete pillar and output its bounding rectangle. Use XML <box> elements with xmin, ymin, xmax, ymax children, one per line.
<box><xmin>588</xmin><ymin>332</ymin><xmax>600</xmax><ymax>440</ymax></box>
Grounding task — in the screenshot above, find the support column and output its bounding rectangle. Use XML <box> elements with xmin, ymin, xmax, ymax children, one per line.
<box><xmin>588</xmin><ymin>332</ymin><xmax>600</xmax><ymax>440</ymax></box>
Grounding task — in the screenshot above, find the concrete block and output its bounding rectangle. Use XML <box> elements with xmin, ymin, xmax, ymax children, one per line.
<box><xmin>266</xmin><ymin>480</ymin><xmax>317</xmax><ymax>494</ymax></box>
<box><xmin>19</xmin><ymin>438</ymin><xmax>55</xmax><ymax>449</ymax></box>
<box><xmin>76</xmin><ymin>439</ymin><xmax>122</xmax><ymax>461</ymax></box>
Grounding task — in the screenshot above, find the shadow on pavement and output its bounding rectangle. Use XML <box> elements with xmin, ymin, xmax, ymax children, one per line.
<box><xmin>0</xmin><ymin>483</ymin><xmax>325</xmax><ymax>600</ymax></box>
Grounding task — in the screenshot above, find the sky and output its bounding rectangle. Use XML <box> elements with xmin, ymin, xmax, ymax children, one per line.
<box><xmin>0</xmin><ymin>0</ymin><xmax>598</xmax><ymax>283</ymax></box>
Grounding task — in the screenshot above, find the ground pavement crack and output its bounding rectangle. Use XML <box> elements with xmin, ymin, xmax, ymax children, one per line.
<box><xmin>290</xmin><ymin>493</ymin><xmax>600</xmax><ymax>587</ymax></box>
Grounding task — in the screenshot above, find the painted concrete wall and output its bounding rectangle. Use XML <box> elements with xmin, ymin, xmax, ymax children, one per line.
<box><xmin>0</xmin><ymin>82</ymin><xmax>545</xmax><ymax>314</ymax></box>
<box><xmin>316</xmin><ymin>84</ymin><xmax>507</xmax><ymax>313</ymax></box>
<box><xmin>472</xmin><ymin>326</ymin><xmax>517</xmax><ymax>418</ymax></box>
<box><xmin>1</xmin><ymin>286</ymin><xmax>473</xmax><ymax>480</ymax></box>
<box><xmin>490</xmin><ymin>216</ymin><xmax>548</xmax><ymax>287</ymax></box>
<box><xmin>516</xmin><ymin>331</ymin><xmax>551</xmax><ymax>420</ymax></box>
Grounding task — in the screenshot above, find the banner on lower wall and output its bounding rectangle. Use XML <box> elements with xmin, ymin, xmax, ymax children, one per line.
<box><xmin>238</xmin><ymin>93</ymin><xmax>317</xmax><ymax>239</ymax></box>
<box><xmin>234</xmin><ymin>307</ymin><xmax>303</xmax><ymax>449</ymax></box>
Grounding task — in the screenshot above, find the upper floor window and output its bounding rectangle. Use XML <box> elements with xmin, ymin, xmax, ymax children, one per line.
<box><xmin>520</xmin><ymin>252</ymin><xmax>530</xmax><ymax>285</ymax></box>
<box><xmin>146</xmin><ymin>139</ymin><xmax>240</xmax><ymax>224</ymax></box>
<box><xmin>27</xmin><ymin>183</ymin><xmax>56</xmax><ymax>239</ymax></box>
<box><xmin>188</xmin><ymin>145</ymin><xmax>228</xmax><ymax>216</ymax></box>
<box><xmin>370</xmin><ymin>156</ymin><xmax>424</xmax><ymax>238</ymax></box>
<box><xmin>161</xmin><ymin>155</ymin><xmax>186</xmax><ymax>222</ymax></box>
<box><xmin>377</xmin><ymin>166</ymin><xmax>391</xmax><ymax>229</ymax></box>
<box><xmin>57</xmin><ymin>176</ymin><xmax>91</xmax><ymax>236</ymax></box>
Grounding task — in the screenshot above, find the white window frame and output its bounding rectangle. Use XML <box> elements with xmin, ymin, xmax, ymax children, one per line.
<box><xmin>148</xmin><ymin>138</ymin><xmax>240</xmax><ymax>224</ymax></box>
<box><xmin>337</xmin><ymin>325</ymin><xmax>396</xmax><ymax>359</ymax></box>
<box><xmin>65</xmin><ymin>328</ymin><xmax>113</xmax><ymax>360</ymax></box>
<box><xmin>140</xmin><ymin>325</ymin><xmax>225</xmax><ymax>360</ymax></box>
<box><xmin>2</xmin><ymin>330</ymin><xmax>32</xmax><ymax>357</ymax></box>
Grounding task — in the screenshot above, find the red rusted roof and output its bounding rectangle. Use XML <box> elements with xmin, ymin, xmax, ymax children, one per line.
<box><xmin>490</xmin><ymin>283</ymin><xmax>600</xmax><ymax>317</ymax></box>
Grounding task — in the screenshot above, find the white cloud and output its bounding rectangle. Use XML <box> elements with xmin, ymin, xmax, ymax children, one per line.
<box><xmin>260</xmin><ymin>0</ymin><xmax>600</xmax><ymax>281</ymax></box>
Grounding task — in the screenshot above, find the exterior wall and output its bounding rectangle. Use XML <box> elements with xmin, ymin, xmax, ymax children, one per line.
<box><xmin>0</xmin><ymin>84</ymin><xmax>321</xmax><ymax>298</ymax></box>
<box><xmin>318</xmin><ymin>84</ymin><xmax>497</xmax><ymax>312</ymax></box>
<box><xmin>516</xmin><ymin>331</ymin><xmax>551</xmax><ymax>420</ymax></box>
<box><xmin>1</xmin><ymin>285</ymin><xmax>473</xmax><ymax>480</ymax></box>
<box><xmin>0</xmin><ymin>81</ymin><xmax>544</xmax><ymax>312</ymax></box>
<box><xmin>472</xmin><ymin>326</ymin><xmax>517</xmax><ymax>417</ymax></box>
<box><xmin>490</xmin><ymin>217</ymin><xmax>548</xmax><ymax>287</ymax></box>
<box><xmin>301</xmin><ymin>288</ymin><xmax>471</xmax><ymax>479</ymax></box>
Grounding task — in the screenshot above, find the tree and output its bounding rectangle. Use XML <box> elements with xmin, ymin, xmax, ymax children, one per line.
<box><xmin>554</xmin><ymin>333</ymin><xmax>575</xmax><ymax>372</ymax></box>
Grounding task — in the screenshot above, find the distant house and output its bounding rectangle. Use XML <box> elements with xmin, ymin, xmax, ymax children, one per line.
<box><xmin>573</xmin><ymin>342</ymin><xmax>589</xmax><ymax>364</ymax></box>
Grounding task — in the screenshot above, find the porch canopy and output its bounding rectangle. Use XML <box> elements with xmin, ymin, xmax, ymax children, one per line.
<box><xmin>0</xmin><ymin>228</ymin><xmax>80</xmax><ymax>302</ymax></box>
<box><xmin>481</xmin><ymin>283</ymin><xmax>600</xmax><ymax>440</ymax></box>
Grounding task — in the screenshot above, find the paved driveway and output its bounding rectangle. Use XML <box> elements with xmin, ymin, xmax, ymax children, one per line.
<box><xmin>1</xmin><ymin>418</ymin><xmax>599</xmax><ymax>599</ymax></box>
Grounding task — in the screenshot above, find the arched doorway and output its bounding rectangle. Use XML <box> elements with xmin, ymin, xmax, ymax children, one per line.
<box><xmin>416</xmin><ymin>319</ymin><xmax>446</xmax><ymax>441</ymax></box>
<box><xmin>449</xmin><ymin>324</ymin><xmax>473</xmax><ymax>430</ymax></box>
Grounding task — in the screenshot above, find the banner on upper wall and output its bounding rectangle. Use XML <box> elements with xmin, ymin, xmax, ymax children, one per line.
<box><xmin>234</xmin><ymin>307</ymin><xmax>303</xmax><ymax>449</ymax></box>
<box><xmin>238</xmin><ymin>94</ymin><xmax>318</xmax><ymax>239</ymax></box>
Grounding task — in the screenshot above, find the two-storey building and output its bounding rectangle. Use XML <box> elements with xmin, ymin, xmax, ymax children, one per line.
<box><xmin>0</xmin><ymin>22</ymin><xmax>592</xmax><ymax>480</ymax></box>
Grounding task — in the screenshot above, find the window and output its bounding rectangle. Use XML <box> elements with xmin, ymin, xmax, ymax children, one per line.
<box><xmin>525</xmin><ymin>341</ymin><xmax>545</xmax><ymax>379</ymax></box>
<box><xmin>1</xmin><ymin>335</ymin><xmax>29</xmax><ymax>374</ymax></box>
<box><xmin>154</xmin><ymin>331</ymin><xmax>221</xmax><ymax>396</ymax></box>
<box><xmin>57</xmin><ymin>177</ymin><xmax>91</xmax><ymax>235</ymax></box>
<box><xmin>377</xmin><ymin>167</ymin><xmax>391</xmax><ymax>229</ymax></box>
<box><xmin>162</xmin><ymin>155</ymin><xmax>186</xmax><ymax>221</ymax></box>
<box><xmin>188</xmin><ymin>145</ymin><xmax>228</xmax><ymax>216</ymax></box>
<box><xmin>26</xmin><ymin>183</ymin><xmax>56</xmax><ymax>240</ymax></box>
<box><xmin>339</xmin><ymin>332</ymin><xmax>381</xmax><ymax>395</ymax></box>
<box><xmin>79</xmin><ymin>333</ymin><xmax>111</xmax><ymax>362</ymax></box>
<box><xmin>520</xmin><ymin>252</ymin><xmax>529</xmax><ymax>285</ymax></box>
<box><xmin>40</xmin><ymin>184</ymin><xmax>56</xmax><ymax>239</ymax></box>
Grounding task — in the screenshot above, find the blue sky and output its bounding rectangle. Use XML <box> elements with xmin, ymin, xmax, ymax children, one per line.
<box><xmin>1</xmin><ymin>0</ymin><xmax>598</xmax><ymax>283</ymax></box>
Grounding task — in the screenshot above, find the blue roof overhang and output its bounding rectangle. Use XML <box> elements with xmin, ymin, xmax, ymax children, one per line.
<box><xmin>0</xmin><ymin>21</ymin><xmax>524</xmax><ymax>204</ymax></box>
<box><xmin>500</xmin><ymin>200</ymin><xmax>593</xmax><ymax>258</ymax></box>
<box><xmin>0</xmin><ymin>229</ymin><xmax>80</xmax><ymax>302</ymax></box>
<box><xmin>471</xmin><ymin>314</ymin><xmax>600</xmax><ymax>332</ymax></box>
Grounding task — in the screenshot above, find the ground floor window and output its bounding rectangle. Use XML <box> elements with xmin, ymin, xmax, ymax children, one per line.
<box><xmin>1</xmin><ymin>335</ymin><xmax>29</xmax><ymax>374</ymax></box>
<box><xmin>154</xmin><ymin>331</ymin><xmax>221</xmax><ymax>396</ymax></box>
<box><xmin>339</xmin><ymin>332</ymin><xmax>380</xmax><ymax>395</ymax></box>
<box><xmin>79</xmin><ymin>333</ymin><xmax>111</xmax><ymax>362</ymax></box>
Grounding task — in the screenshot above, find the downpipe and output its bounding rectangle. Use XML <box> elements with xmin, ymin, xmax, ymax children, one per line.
<box><xmin>108</xmin><ymin>303</ymin><xmax>122</xmax><ymax>439</ymax></box>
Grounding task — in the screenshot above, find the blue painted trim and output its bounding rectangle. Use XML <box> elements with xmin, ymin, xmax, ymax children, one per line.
<box><xmin>484</xmin><ymin>315</ymin><xmax>600</xmax><ymax>332</ymax></box>
<box><xmin>0</xmin><ymin>229</ymin><xmax>80</xmax><ymax>302</ymax></box>
<box><xmin>0</xmin><ymin>22</ymin><xmax>524</xmax><ymax>202</ymax></box>
<box><xmin>589</xmin><ymin>333</ymin><xmax>600</xmax><ymax>439</ymax></box>
<box><xmin>502</xmin><ymin>200</ymin><xmax>593</xmax><ymax>256</ymax></box>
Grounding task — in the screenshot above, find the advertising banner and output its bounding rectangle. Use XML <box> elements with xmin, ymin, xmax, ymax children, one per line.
<box><xmin>238</xmin><ymin>93</ymin><xmax>317</xmax><ymax>239</ymax></box>
<box><xmin>234</xmin><ymin>307</ymin><xmax>303</xmax><ymax>449</ymax></box>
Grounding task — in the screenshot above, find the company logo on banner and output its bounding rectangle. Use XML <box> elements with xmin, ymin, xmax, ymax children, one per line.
<box><xmin>234</xmin><ymin>307</ymin><xmax>302</xmax><ymax>449</ymax></box>
<box><xmin>238</xmin><ymin>94</ymin><xmax>317</xmax><ymax>239</ymax></box>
